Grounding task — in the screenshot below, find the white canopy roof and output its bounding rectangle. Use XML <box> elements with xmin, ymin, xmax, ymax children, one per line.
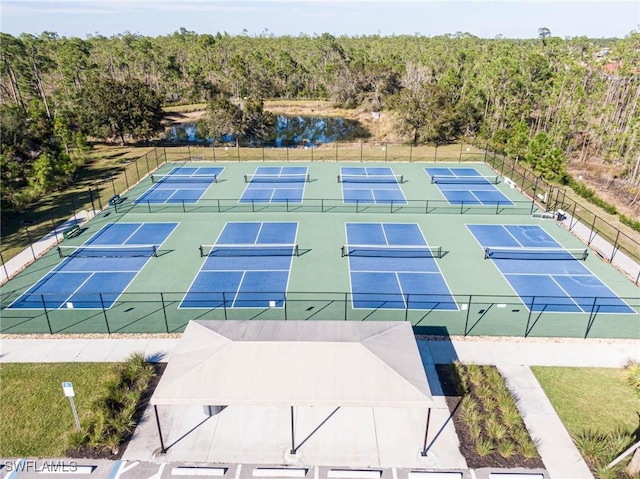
<box><xmin>151</xmin><ymin>320</ymin><xmax>432</xmax><ymax>408</ymax></box>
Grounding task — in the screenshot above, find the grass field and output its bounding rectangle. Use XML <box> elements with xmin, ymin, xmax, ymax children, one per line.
<box><xmin>0</xmin><ymin>363</ymin><xmax>115</xmax><ymax>456</ymax></box>
<box><xmin>532</xmin><ymin>366</ymin><xmax>640</xmax><ymax>477</ymax></box>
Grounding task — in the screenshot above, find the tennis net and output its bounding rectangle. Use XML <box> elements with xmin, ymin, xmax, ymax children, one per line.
<box><xmin>151</xmin><ymin>174</ymin><xmax>218</xmax><ymax>184</ymax></box>
<box><xmin>484</xmin><ymin>247</ymin><xmax>589</xmax><ymax>261</ymax></box>
<box><xmin>244</xmin><ymin>173</ymin><xmax>310</xmax><ymax>183</ymax></box>
<box><xmin>338</xmin><ymin>174</ymin><xmax>404</xmax><ymax>184</ymax></box>
<box><xmin>200</xmin><ymin>243</ymin><xmax>300</xmax><ymax>257</ymax></box>
<box><xmin>430</xmin><ymin>175</ymin><xmax>500</xmax><ymax>184</ymax></box>
<box><xmin>341</xmin><ymin>244</ymin><xmax>443</xmax><ymax>258</ymax></box>
<box><xmin>57</xmin><ymin>244</ymin><xmax>158</xmax><ymax>258</ymax></box>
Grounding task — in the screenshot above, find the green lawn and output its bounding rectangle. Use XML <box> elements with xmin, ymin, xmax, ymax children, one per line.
<box><xmin>0</xmin><ymin>363</ymin><xmax>116</xmax><ymax>456</ymax></box>
<box><xmin>532</xmin><ymin>366</ymin><xmax>639</xmax><ymax>433</ymax></box>
<box><xmin>532</xmin><ymin>366</ymin><xmax>640</xmax><ymax>477</ymax></box>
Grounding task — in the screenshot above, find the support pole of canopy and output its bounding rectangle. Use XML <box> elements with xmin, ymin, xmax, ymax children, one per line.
<box><xmin>420</xmin><ymin>407</ymin><xmax>432</xmax><ymax>456</ymax></box>
<box><xmin>290</xmin><ymin>405</ymin><xmax>297</xmax><ymax>454</ymax></box>
<box><xmin>154</xmin><ymin>405</ymin><xmax>167</xmax><ymax>453</ymax></box>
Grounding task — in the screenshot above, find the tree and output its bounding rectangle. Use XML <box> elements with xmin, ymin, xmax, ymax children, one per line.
<box><xmin>538</xmin><ymin>27</ymin><xmax>551</xmax><ymax>46</ymax></box>
<box><xmin>198</xmin><ymin>94</ymin><xmax>273</xmax><ymax>146</ymax></box>
<box><xmin>79</xmin><ymin>78</ymin><xmax>163</xmax><ymax>145</ymax></box>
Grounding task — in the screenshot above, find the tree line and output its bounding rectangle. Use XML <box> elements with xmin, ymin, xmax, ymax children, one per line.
<box><xmin>1</xmin><ymin>29</ymin><xmax>639</xmax><ymax>213</ymax></box>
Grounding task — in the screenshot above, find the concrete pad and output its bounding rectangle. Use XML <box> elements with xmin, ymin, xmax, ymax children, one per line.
<box><xmin>125</xmin><ymin>404</ymin><xmax>466</xmax><ymax>469</ymax></box>
<box><xmin>497</xmin><ymin>365</ymin><xmax>593</xmax><ymax>479</ymax></box>
<box><xmin>0</xmin><ymin>339</ymin><xmax>60</xmax><ymax>362</ymax></box>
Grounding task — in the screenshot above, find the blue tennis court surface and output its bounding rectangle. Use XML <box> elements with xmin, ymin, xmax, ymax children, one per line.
<box><xmin>345</xmin><ymin>223</ymin><xmax>457</xmax><ymax>310</ymax></box>
<box><xmin>8</xmin><ymin>222</ymin><xmax>178</xmax><ymax>309</ymax></box>
<box><xmin>136</xmin><ymin>166</ymin><xmax>223</xmax><ymax>204</ymax></box>
<box><xmin>340</xmin><ymin>167</ymin><xmax>407</xmax><ymax>204</ymax></box>
<box><xmin>468</xmin><ymin>224</ymin><xmax>634</xmax><ymax>313</ymax></box>
<box><xmin>425</xmin><ymin>167</ymin><xmax>513</xmax><ymax>206</ymax></box>
<box><xmin>239</xmin><ymin>166</ymin><xmax>308</xmax><ymax>203</ymax></box>
<box><xmin>182</xmin><ymin>222</ymin><xmax>298</xmax><ymax>308</ymax></box>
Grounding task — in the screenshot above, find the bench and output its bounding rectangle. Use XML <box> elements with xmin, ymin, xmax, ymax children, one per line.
<box><xmin>108</xmin><ymin>194</ymin><xmax>123</xmax><ymax>206</ymax></box>
<box><xmin>63</xmin><ymin>224</ymin><xmax>81</xmax><ymax>240</ymax></box>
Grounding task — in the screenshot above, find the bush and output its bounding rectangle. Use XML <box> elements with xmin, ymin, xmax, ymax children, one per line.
<box><xmin>620</xmin><ymin>214</ymin><xmax>640</xmax><ymax>233</ymax></box>
<box><xmin>66</xmin><ymin>352</ymin><xmax>156</xmax><ymax>456</ymax></box>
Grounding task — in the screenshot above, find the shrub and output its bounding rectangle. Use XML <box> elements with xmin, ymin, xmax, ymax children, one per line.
<box><xmin>497</xmin><ymin>439</ymin><xmax>516</xmax><ymax>458</ymax></box>
<box><xmin>619</xmin><ymin>214</ymin><xmax>640</xmax><ymax>233</ymax></box>
<box><xmin>66</xmin><ymin>352</ymin><xmax>155</xmax><ymax>455</ymax></box>
<box><xmin>625</xmin><ymin>361</ymin><xmax>640</xmax><ymax>393</ymax></box>
<box><xmin>476</xmin><ymin>439</ymin><xmax>495</xmax><ymax>456</ymax></box>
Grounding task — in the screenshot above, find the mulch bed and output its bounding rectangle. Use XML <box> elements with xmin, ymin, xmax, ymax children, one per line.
<box><xmin>435</xmin><ymin>364</ymin><xmax>545</xmax><ymax>469</ymax></box>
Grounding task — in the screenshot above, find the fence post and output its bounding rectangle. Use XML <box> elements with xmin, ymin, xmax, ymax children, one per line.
<box><xmin>223</xmin><ymin>292</ymin><xmax>228</xmax><ymax>320</ymax></box>
<box><xmin>147</xmin><ymin>200</ymin><xmax>152</xmax><ymax>214</ymax></box>
<box><xmin>0</xmin><ymin>251</ymin><xmax>9</xmax><ymax>282</ymax></box>
<box><xmin>134</xmin><ymin>158</ymin><xmax>140</xmax><ymax>182</ymax></box>
<box><xmin>187</xmin><ymin>144</ymin><xmax>191</xmax><ymax>160</ymax></box>
<box><xmin>484</xmin><ymin>142</ymin><xmax>488</xmax><ymax>163</ymax></box>
<box><xmin>409</xmin><ymin>143</ymin><xmax>413</xmax><ymax>163</ymax></box>
<box><xmin>24</xmin><ymin>227</ymin><xmax>36</xmax><ymax>260</ymax></box>
<box><xmin>525</xmin><ymin>296</ymin><xmax>535</xmax><ymax>337</ymax></box>
<box><xmin>344</xmin><ymin>292</ymin><xmax>348</xmax><ymax>321</ymax></box>
<box><xmin>284</xmin><ymin>295</ymin><xmax>288</xmax><ymax>321</ymax></box>
<box><xmin>404</xmin><ymin>294</ymin><xmax>409</xmax><ymax>321</ymax></box>
<box><xmin>41</xmin><ymin>294</ymin><xmax>53</xmax><ymax>334</ymax></box>
<box><xmin>237</xmin><ymin>144</ymin><xmax>240</xmax><ymax>161</ymax></box>
<box><xmin>464</xmin><ymin>295</ymin><xmax>472</xmax><ymax>336</ymax></box>
<box><xmin>160</xmin><ymin>292</ymin><xmax>169</xmax><ymax>333</ymax></box>
<box><xmin>262</xmin><ymin>146</ymin><xmax>265</xmax><ymax>162</ymax></box>
<box><xmin>111</xmin><ymin>175</ymin><xmax>117</xmax><ymax>196</ymax></box>
<box><xmin>384</xmin><ymin>143</ymin><xmax>388</xmax><ymax>162</ymax></box>
<box><xmin>212</xmin><ymin>143</ymin><xmax>216</xmax><ymax>162</ymax></box>
<box><xmin>145</xmin><ymin>152</ymin><xmax>151</xmax><ymax>173</ymax></box>
<box><xmin>610</xmin><ymin>230</ymin><xmax>620</xmax><ymax>261</ymax></box>
<box><xmin>360</xmin><ymin>142</ymin><xmax>363</xmax><ymax>162</ymax></box>
<box><xmin>459</xmin><ymin>142</ymin><xmax>463</xmax><ymax>162</ymax></box>
<box><xmin>123</xmin><ymin>168</ymin><xmax>130</xmax><ymax>191</ymax></box>
<box><xmin>434</xmin><ymin>145</ymin><xmax>437</xmax><ymax>161</ymax></box>
<box><xmin>100</xmin><ymin>293</ymin><xmax>111</xmax><ymax>334</ymax></box>
<box><xmin>88</xmin><ymin>188</ymin><xmax>96</xmax><ymax>214</ymax></box>
<box><xmin>335</xmin><ymin>142</ymin><xmax>338</xmax><ymax>162</ymax></box>
<box><xmin>154</xmin><ymin>148</ymin><xmax>159</xmax><ymax>167</ymax></box>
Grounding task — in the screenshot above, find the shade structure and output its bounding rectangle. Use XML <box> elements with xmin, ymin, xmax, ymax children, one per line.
<box><xmin>151</xmin><ymin>320</ymin><xmax>433</xmax><ymax>409</ymax></box>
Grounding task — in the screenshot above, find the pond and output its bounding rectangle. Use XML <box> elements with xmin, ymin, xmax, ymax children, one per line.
<box><xmin>161</xmin><ymin>115</ymin><xmax>368</xmax><ymax>146</ymax></box>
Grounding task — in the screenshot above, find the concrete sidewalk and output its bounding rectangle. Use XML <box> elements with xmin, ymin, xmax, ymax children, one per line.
<box><xmin>2</xmin><ymin>335</ymin><xmax>639</xmax><ymax>477</ymax></box>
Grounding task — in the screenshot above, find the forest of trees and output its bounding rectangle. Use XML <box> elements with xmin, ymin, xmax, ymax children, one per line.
<box><xmin>1</xmin><ymin>29</ymin><xmax>639</xmax><ymax>213</ymax></box>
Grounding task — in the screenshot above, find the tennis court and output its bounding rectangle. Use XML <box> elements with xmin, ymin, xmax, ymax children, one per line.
<box><xmin>425</xmin><ymin>167</ymin><xmax>513</xmax><ymax>206</ymax></box>
<box><xmin>468</xmin><ymin>224</ymin><xmax>635</xmax><ymax>313</ymax></box>
<box><xmin>8</xmin><ymin>222</ymin><xmax>177</xmax><ymax>309</ymax></box>
<box><xmin>239</xmin><ymin>166</ymin><xmax>309</xmax><ymax>203</ymax></box>
<box><xmin>136</xmin><ymin>166</ymin><xmax>223</xmax><ymax>204</ymax></box>
<box><xmin>181</xmin><ymin>221</ymin><xmax>298</xmax><ymax>308</ymax></box>
<box><xmin>344</xmin><ymin>222</ymin><xmax>457</xmax><ymax>310</ymax></box>
<box><xmin>339</xmin><ymin>167</ymin><xmax>407</xmax><ymax>204</ymax></box>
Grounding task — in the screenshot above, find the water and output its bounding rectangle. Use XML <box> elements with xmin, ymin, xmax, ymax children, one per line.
<box><xmin>162</xmin><ymin>115</ymin><xmax>366</xmax><ymax>146</ymax></box>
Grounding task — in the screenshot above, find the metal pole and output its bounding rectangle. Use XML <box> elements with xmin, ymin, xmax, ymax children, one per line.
<box><xmin>384</xmin><ymin>142</ymin><xmax>388</xmax><ymax>162</ymax></box>
<box><xmin>344</xmin><ymin>292</ymin><xmax>348</xmax><ymax>321</ymax></box>
<box><xmin>335</xmin><ymin>142</ymin><xmax>338</xmax><ymax>162</ymax></box>
<box><xmin>188</xmin><ymin>144</ymin><xmax>191</xmax><ymax>160</ymax></box>
<box><xmin>134</xmin><ymin>158</ymin><xmax>140</xmax><ymax>182</ymax></box>
<box><xmin>459</xmin><ymin>142</ymin><xmax>463</xmax><ymax>162</ymax></box>
<box><xmin>360</xmin><ymin>142</ymin><xmax>363</xmax><ymax>162</ymax></box>
<box><xmin>464</xmin><ymin>295</ymin><xmax>472</xmax><ymax>336</ymax></box>
<box><xmin>290</xmin><ymin>406</ymin><xmax>296</xmax><ymax>454</ymax></box>
<box><xmin>160</xmin><ymin>293</ymin><xmax>169</xmax><ymax>333</ymax></box>
<box><xmin>420</xmin><ymin>408</ymin><xmax>432</xmax><ymax>456</ymax></box>
<box><xmin>223</xmin><ymin>292</ymin><xmax>228</xmax><ymax>320</ymax></box>
<box><xmin>284</xmin><ymin>295</ymin><xmax>288</xmax><ymax>321</ymax></box>
<box><xmin>25</xmin><ymin>227</ymin><xmax>36</xmax><ymax>260</ymax></box>
<box><xmin>41</xmin><ymin>294</ymin><xmax>53</xmax><ymax>334</ymax></box>
<box><xmin>212</xmin><ymin>143</ymin><xmax>216</xmax><ymax>161</ymax></box>
<box><xmin>404</xmin><ymin>294</ymin><xmax>409</xmax><ymax>322</ymax></box>
<box><xmin>111</xmin><ymin>175</ymin><xmax>117</xmax><ymax>196</ymax></box>
<box><xmin>154</xmin><ymin>405</ymin><xmax>167</xmax><ymax>453</ymax></box>
<box><xmin>99</xmin><ymin>293</ymin><xmax>111</xmax><ymax>334</ymax></box>
<box><xmin>0</xmin><ymin>251</ymin><xmax>9</xmax><ymax>282</ymax></box>
<box><xmin>525</xmin><ymin>296</ymin><xmax>535</xmax><ymax>337</ymax></box>
<box><xmin>434</xmin><ymin>145</ymin><xmax>437</xmax><ymax>161</ymax></box>
<box><xmin>610</xmin><ymin>230</ymin><xmax>620</xmax><ymax>261</ymax></box>
<box><xmin>71</xmin><ymin>199</ymin><xmax>79</xmax><ymax>225</ymax></box>
<box><xmin>88</xmin><ymin>189</ymin><xmax>96</xmax><ymax>214</ymax></box>
<box><xmin>68</xmin><ymin>397</ymin><xmax>81</xmax><ymax>431</ymax></box>
<box><xmin>409</xmin><ymin>143</ymin><xmax>413</xmax><ymax>163</ymax></box>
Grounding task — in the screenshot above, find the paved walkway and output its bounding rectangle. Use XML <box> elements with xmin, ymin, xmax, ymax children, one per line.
<box><xmin>0</xmin><ymin>210</ymin><xmax>93</xmax><ymax>286</ymax></box>
<box><xmin>2</xmin><ymin>335</ymin><xmax>639</xmax><ymax>478</ymax></box>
